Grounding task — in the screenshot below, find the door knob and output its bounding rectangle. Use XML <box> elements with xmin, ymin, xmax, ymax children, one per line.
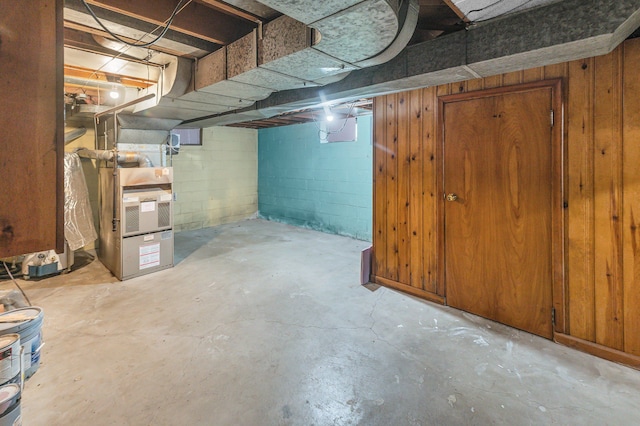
<box><xmin>445</xmin><ymin>193</ymin><xmax>458</xmax><ymax>202</ymax></box>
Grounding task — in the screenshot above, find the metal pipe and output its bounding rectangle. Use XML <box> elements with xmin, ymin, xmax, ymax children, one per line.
<box><xmin>76</xmin><ymin>149</ymin><xmax>154</xmax><ymax>168</ymax></box>
<box><xmin>94</xmin><ymin>93</ymin><xmax>156</xmax><ymax>120</ymax></box>
<box><xmin>112</xmin><ymin>151</ymin><xmax>117</xmax><ymax>232</ymax></box>
<box><xmin>64</xmin><ymin>127</ymin><xmax>87</xmax><ymax>145</ymax></box>
<box><xmin>93</xmin><ymin>117</ymin><xmax>99</xmax><ymax>150</ymax></box>
<box><xmin>103</xmin><ymin>120</ymin><xmax>108</xmax><ymax>150</ymax></box>
<box><xmin>117</xmin><ymin>152</ymin><xmax>153</xmax><ymax>168</ymax></box>
<box><xmin>77</xmin><ymin>148</ymin><xmax>153</xmax><ymax>233</ymax></box>
<box><xmin>76</xmin><ymin>148</ymin><xmax>115</xmax><ymax>162</ymax></box>
<box><xmin>113</xmin><ymin>110</ymin><xmax>118</xmax><ymax>147</ymax></box>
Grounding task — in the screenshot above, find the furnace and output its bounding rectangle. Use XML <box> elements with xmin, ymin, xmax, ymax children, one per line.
<box><xmin>76</xmin><ymin>105</ymin><xmax>182</xmax><ymax>281</ymax></box>
<box><xmin>98</xmin><ymin>167</ymin><xmax>174</xmax><ymax>280</ymax></box>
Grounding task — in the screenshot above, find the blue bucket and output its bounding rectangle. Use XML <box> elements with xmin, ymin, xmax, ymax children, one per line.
<box><xmin>0</xmin><ymin>383</ymin><xmax>21</xmax><ymax>426</ymax></box>
<box><xmin>0</xmin><ymin>335</ymin><xmax>20</xmax><ymax>387</ymax></box>
<box><xmin>0</xmin><ymin>307</ymin><xmax>44</xmax><ymax>380</ymax></box>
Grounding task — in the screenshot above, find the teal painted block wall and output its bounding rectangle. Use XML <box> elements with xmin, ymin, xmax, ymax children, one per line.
<box><xmin>258</xmin><ymin>115</ymin><xmax>373</xmax><ymax>241</ymax></box>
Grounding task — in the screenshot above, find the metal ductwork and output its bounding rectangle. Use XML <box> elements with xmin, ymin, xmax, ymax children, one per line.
<box><xmin>131</xmin><ymin>0</ymin><xmax>419</xmax><ymax>121</ymax></box>
<box><xmin>64</xmin><ymin>127</ymin><xmax>87</xmax><ymax>145</ymax></box>
<box><xmin>131</xmin><ymin>57</ymin><xmax>195</xmax><ymax>119</ymax></box>
<box><xmin>186</xmin><ymin>0</ymin><xmax>640</xmax><ymax>128</ymax></box>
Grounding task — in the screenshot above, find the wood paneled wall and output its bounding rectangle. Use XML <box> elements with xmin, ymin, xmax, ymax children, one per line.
<box><xmin>0</xmin><ymin>0</ymin><xmax>64</xmax><ymax>257</ymax></box>
<box><xmin>372</xmin><ymin>37</ymin><xmax>640</xmax><ymax>365</ymax></box>
<box><xmin>373</xmin><ymin>89</ymin><xmax>441</xmax><ymax>302</ymax></box>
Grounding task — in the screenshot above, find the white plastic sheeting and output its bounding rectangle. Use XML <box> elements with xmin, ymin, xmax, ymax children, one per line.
<box><xmin>64</xmin><ymin>153</ymin><xmax>97</xmax><ymax>250</ymax></box>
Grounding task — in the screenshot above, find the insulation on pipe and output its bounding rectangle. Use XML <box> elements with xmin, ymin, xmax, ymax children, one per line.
<box><xmin>75</xmin><ymin>148</ymin><xmax>153</xmax><ymax>167</ymax></box>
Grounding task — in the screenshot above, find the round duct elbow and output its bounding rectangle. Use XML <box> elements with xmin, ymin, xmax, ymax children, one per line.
<box><xmin>354</xmin><ymin>0</ymin><xmax>419</xmax><ymax>68</ymax></box>
<box><xmin>117</xmin><ymin>152</ymin><xmax>154</xmax><ymax>168</ymax></box>
<box><xmin>310</xmin><ymin>0</ymin><xmax>403</xmax><ymax>64</ymax></box>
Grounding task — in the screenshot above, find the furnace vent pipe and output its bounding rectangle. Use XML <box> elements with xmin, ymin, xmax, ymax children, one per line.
<box><xmin>94</xmin><ymin>93</ymin><xmax>156</xmax><ymax>120</ymax></box>
<box><xmin>76</xmin><ymin>148</ymin><xmax>153</xmax><ymax>168</ymax></box>
<box><xmin>64</xmin><ymin>127</ymin><xmax>87</xmax><ymax>145</ymax></box>
<box><xmin>117</xmin><ymin>152</ymin><xmax>154</xmax><ymax>168</ymax></box>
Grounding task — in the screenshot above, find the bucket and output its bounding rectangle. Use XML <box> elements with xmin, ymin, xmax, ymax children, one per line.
<box><xmin>0</xmin><ymin>335</ymin><xmax>20</xmax><ymax>387</ymax></box>
<box><xmin>0</xmin><ymin>384</ymin><xmax>21</xmax><ymax>426</ymax></box>
<box><xmin>0</xmin><ymin>307</ymin><xmax>44</xmax><ymax>380</ymax></box>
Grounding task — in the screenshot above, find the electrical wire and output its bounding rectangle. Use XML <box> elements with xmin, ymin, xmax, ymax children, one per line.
<box><xmin>313</xmin><ymin>102</ymin><xmax>357</xmax><ymax>141</ymax></box>
<box><xmin>468</xmin><ymin>0</ymin><xmax>537</xmax><ymax>24</ymax></box>
<box><xmin>74</xmin><ymin>1</ymin><xmax>190</xmax><ymax>96</ymax></box>
<box><xmin>2</xmin><ymin>261</ymin><xmax>31</xmax><ymax>307</ymax></box>
<box><xmin>467</xmin><ymin>0</ymin><xmax>507</xmax><ymax>17</ymax></box>
<box><xmin>0</xmin><ymin>263</ymin><xmax>22</xmax><ymax>280</ymax></box>
<box><xmin>80</xmin><ymin>0</ymin><xmax>187</xmax><ymax>48</ymax></box>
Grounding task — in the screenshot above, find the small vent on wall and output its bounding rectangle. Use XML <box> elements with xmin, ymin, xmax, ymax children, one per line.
<box><xmin>125</xmin><ymin>206</ymin><xmax>140</xmax><ymax>233</ymax></box>
<box><xmin>158</xmin><ymin>202</ymin><xmax>171</xmax><ymax>228</ymax></box>
<box><xmin>170</xmin><ymin>128</ymin><xmax>201</xmax><ymax>146</ymax></box>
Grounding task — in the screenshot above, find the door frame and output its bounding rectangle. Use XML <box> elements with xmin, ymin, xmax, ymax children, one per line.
<box><xmin>436</xmin><ymin>79</ymin><xmax>566</xmax><ymax>335</ymax></box>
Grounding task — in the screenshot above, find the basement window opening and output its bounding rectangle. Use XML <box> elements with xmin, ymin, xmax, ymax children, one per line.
<box><xmin>170</xmin><ymin>128</ymin><xmax>202</xmax><ymax>146</ymax></box>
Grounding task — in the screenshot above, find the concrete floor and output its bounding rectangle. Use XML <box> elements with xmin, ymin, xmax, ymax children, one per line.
<box><xmin>13</xmin><ymin>219</ymin><xmax>640</xmax><ymax>425</ymax></box>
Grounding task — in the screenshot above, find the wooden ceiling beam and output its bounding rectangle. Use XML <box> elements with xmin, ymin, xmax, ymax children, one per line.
<box><xmin>194</xmin><ymin>0</ymin><xmax>263</xmax><ymax>24</ymax></box>
<box><xmin>228</xmin><ymin>98</ymin><xmax>374</xmax><ymax>129</ymax></box>
<box><xmin>64</xmin><ymin>27</ymin><xmax>143</xmax><ymax>62</ymax></box>
<box><xmin>64</xmin><ymin>64</ymin><xmax>155</xmax><ymax>88</ymax></box>
<box><xmin>441</xmin><ymin>0</ymin><xmax>469</xmax><ymax>22</ymax></box>
<box><xmin>65</xmin><ymin>0</ymin><xmax>218</xmax><ymax>53</ymax></box>
<box><xmin>64</xmin><ymin>82</ymin><xmax>108</xmax><ymax>97</ymax></box>
<box><xmin>84</xmin><ymin>0</ymin><xmax>255</xmax><ymax>44</ymax></box>
<box><xmin>64</xmin><ymin>20</ymin><xmax>192</xmax><ymax>57</ymax></box>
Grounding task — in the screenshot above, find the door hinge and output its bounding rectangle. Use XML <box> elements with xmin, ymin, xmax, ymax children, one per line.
<box><xmin>550</xmin><ymin>109</ymin><xmax>555</xmax><ymax>127</ymax></box>
<box><xmin>551</xmin><ymin>307</ymin><xmax>556</xmax><ymax>326</ymax></box>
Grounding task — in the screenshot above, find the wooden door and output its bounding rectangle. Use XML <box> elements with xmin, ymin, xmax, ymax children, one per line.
<box><xmin>442</xmin><ymin>86</ymin><xmax>554</xmax><ymax>339</ymax></box>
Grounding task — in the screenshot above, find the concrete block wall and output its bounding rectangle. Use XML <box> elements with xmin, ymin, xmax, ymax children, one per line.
<box><xmin>172</xmin><ymin>126</ymin><xmax>258</xmax><ymax>231</ymax></box>
<box><xmin>258</xmin><ymin>115</ymin><xmax>372</xmax><ymax>241</ymax></box>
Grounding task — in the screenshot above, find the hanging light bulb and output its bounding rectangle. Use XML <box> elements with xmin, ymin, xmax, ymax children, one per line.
<box><xmin>324</xmin><ymin>104</ymin><xmax>334</xmax><ymax>122</ymax></box>
<box><xmin>108</xmin><ymin>81</ymin><xmax>120</xmax><ymax>99</ymax></box>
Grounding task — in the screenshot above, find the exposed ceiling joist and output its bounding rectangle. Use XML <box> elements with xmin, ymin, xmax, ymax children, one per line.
<box><xmin>217</xmin><ymin>0</ymin><xmax>280</xmax><ymax>20</ymax></box>
<box><xmin>64</xmin><ymin>64</ymin><xmax>155</xmax><ymax>89</ymax></box>
<box><xmin>64</xmin><ymin>27</ymin><xmax>143</xmax><ymax>61</ymax></box>
<box><xmin>64</xmin><ymin>20</ymin><xmax>200</xmax><ymax>58</ymax></box>
<box><xmin>195</xmin><ymin>0</ymin><xmax>266</xmax><ymax>24</ymax></box>
<box><xmin>57</xmin><ymin>0</ymin><xmax>640</xmax><ymax>130</ymax></box>
<box><xmin>441</xmin><ymin>0</ymin><xmax>468</xmax><ymax>21</ymax></box>
<box><xmin>412</xmin><ymin>0</ymin><xmax>465</xmax><ymax>43</ymax></box>
<box><xmin>63</xmin><ymin>27</ymin><xmax>176</xmax><ymax>69</ymax></box>
<box><xmin>83</xmin><ymin>0</ymin><xmax>256</xmax><ymax>44</ymax></box>
<box><xmin>451</xmin><ymin>0</ymin><xmax>558</xmax><ymax>23</ymax></box>
<box><xmin>65</xmin><ymin>0</ymin><xmax>219</xmax><ymax>54</ymax></box>
<box><xmin>228</xmin><ymin>99</ymin><xmax>372</xmax><ymax>129</ymax></box>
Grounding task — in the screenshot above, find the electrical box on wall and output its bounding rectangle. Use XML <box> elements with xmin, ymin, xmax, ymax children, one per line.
<box><xmin>319</xmin><ymin>117</ymin><xmax>357</xmax><ymax>143</ymax></box>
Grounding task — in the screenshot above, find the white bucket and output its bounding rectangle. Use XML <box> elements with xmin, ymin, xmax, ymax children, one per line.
<box><xmin>0</xmin><ymin>307</ymin><xmax>44</xmax><ymax>380</ymax></box>
<box><xmin>0</xmin><ymin>336</ymin><xmax>20</xmax><ymax>387</ymax></box>
<box><xmin>0</xmin><ymin>384</ymin><xmax>21</xmax><ymax>426</ymax></box>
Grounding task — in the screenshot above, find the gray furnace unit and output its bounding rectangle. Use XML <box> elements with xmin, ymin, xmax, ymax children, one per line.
<box><xmin>80</xmin><ymin>102</ymin><xmax>181</xmax><ymax>281</ymax></box>
<box><xmin>99</xmin><ymin>166</ymin><xmax>174</xmax><ymax>280</ymax></box>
